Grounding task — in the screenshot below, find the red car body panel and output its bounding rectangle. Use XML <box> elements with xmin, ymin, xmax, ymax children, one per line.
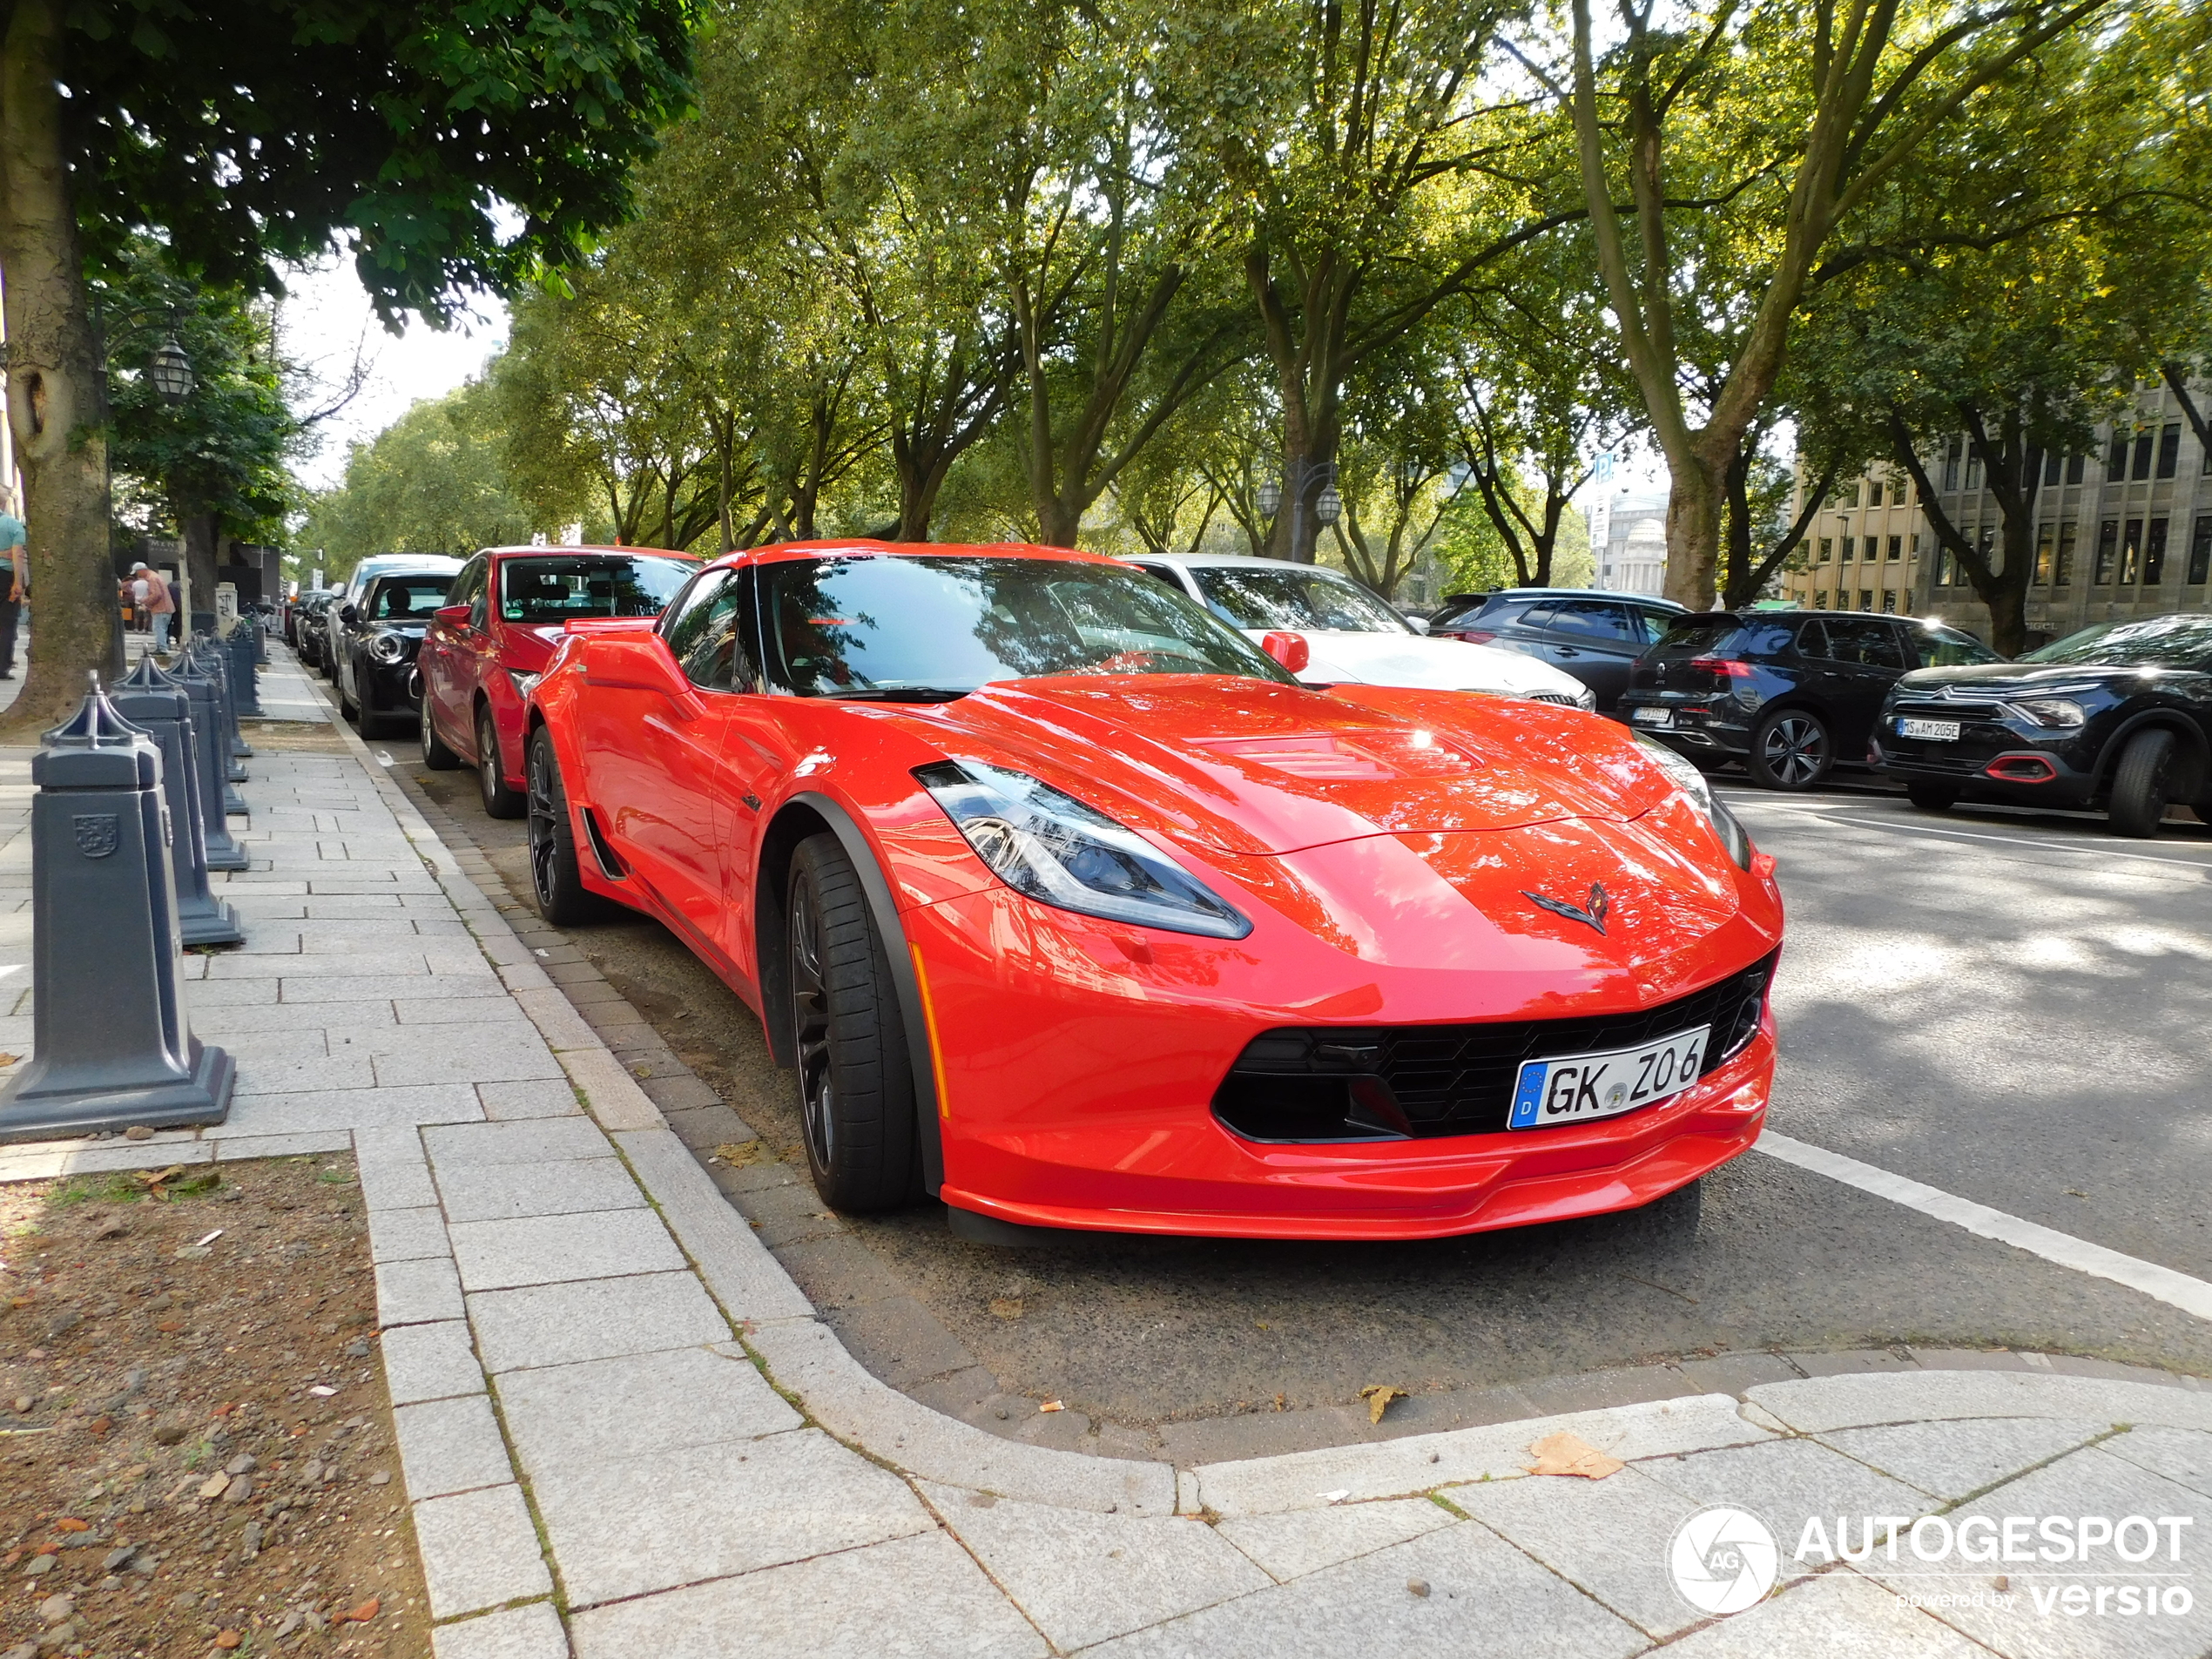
<box><xmin>527</xmin><ymin>540</ymin><xmax>1784</xmax><ymax>1239</ymax></box>
<box><xmin>420</xmin><ymin>545</ymin><xmax>699</xmax><ymax>792</ymax></box>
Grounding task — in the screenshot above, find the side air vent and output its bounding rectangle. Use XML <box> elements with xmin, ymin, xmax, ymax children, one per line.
<box><xmin>580</xmin><ymin>807</ymin><xmax>627</xmax><ymax>880</ymax></box>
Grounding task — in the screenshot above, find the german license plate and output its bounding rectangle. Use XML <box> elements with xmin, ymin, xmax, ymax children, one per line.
<box><xmin>1507</xmin><ymin>1026</ymin><xmax>1710</xmax><ymax>1130</ymax></box>
<box><xmin>1630</xmin><ymin>706</ymin><xmax>1674</xmax><ymax>727</ymax></box>
<box><xmin>1898</xmin><ymin>718</ymin><xmax>1960</xmax><ymax>741</ymax></box>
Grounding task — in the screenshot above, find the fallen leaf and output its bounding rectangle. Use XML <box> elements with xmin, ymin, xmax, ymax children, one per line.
<box><xmin>86</xmin><ymin>1416</ymin><xmax>111</xmax><ymax>1436</ymax></box>
<box><xmin>52</xmin><ymin>1519</ymin><xmax>89</xmax><ymax>1534</ymax></box>
<box><xmin>1039</xmin><ymin>1399</ymin><xmax>1066</xmax><ymax>1413</ymax></box>
<box><xmin>156</xmin><ymin>1321</ymin><xmax>184</xmax><ymax>1334</ymax></box>
<box><xmin>1359</xmin><ymin>1385</ymin><xmax>1406</xmax><ymax>1425</ymax></box>
<box><xmin>123</xmin><ymin>1126</ymin><xmax>154</xmax><ymax>1142</ymax></box>
<box><xmin>342</xmin><ymin>1598</ymin><xmax>380</xmax><ymax>1623</ymax></box>
<box><xmin>134</xmin><ymin>1165</ymin><xmax>187</xmax><ymax>1190</ymax></box>
<box><xmin>1524</xmin><ymin>1431</ymin><xmax>1624</xmax><ymax>1480</ymax></box>
<box><xmin>212</xmin><ymin>1402</ymin><xmax>238</xmax><ymax>1417</ymax></box>
<box><xmin>214</xmin><ymin>1630</ymin><xmax>242</xmax><ymax>1649</ymax></box>
<box><xmin>0</xmin><ymin>1053</ymin><xmax>17</xmax><ymax>1066</ymax></box>
<box><xmin>711</xmin><ymin>1142</ymin><xmax>767</xmax><ymax>1167</ymax></box>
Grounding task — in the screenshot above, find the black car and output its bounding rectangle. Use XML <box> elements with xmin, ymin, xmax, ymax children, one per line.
<box><xmin>1428</xmin><ymin>589</ymin><xmax>1687</xmax><ymax>711</ymax></box>
<box><xmin>293</xmin><ymin>591</ymin><xmax>341</xmax><ymax>677</ymax></box>
<box><xmin>332</xmin><ymin>564</ymin><xmax>462</xmax><ymax>734</ymax></box>
<box><xmin>1620</xmin><ymin>609</ymin><xmax>2001</xmax><ymax>790</ymax></box>
<box><xmin>1877</xmin><ymin>614</ymin><xmax>2212</xmax><ymax>836</ymax></box>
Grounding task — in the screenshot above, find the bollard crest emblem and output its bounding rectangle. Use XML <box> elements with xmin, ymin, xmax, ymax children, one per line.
<box><xmin>73</xmin><ymin>813</ymin><xmax>121</xmax><ymax>859</ymax></box>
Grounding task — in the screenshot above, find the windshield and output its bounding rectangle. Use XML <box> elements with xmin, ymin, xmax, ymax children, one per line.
<box><xmin>368</xmin><ymin>576</ymin><xmax>454</xmax><ymax>621</ymax></box>
<box><xmin>500</xmin><ymin>555</ymin><xmax>694</xmax><ymax>624</ymax></box>
<box><xmin>759</xmin><ymin>555</ymin><xmax>1295</xmax><ymax>698</ymax></box>
<box><xmin>1191</xmin><ymin>566</ymin><xmax>1410</xmax><ymax>633</ymax></box>
<box><xmin>2019</xmin><ymin>616</ymin><xmax>2212</xmax><ymax>668</ymax></box>
<box><xmin>1916</xmin><ymin>624</ymin><xmax>2002</xmax><ymax>667</ymax></box>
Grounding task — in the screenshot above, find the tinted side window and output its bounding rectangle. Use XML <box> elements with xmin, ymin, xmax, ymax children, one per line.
<box><xmin>1515</xmin><ymin>604</ymin><xmax>1559</xmax><ymax>631</ymax></box>
<box><xmin>446</xmin><ymin>556</ymin><xmax>488</xmax><ymax>623</ymax></box>
<box><xmin>1797</xmin><ymin>621</ymin><xmax>1830</xmax><ymax>660</ymax></box>
<box><xmin>1131</xmin><ymin>564</ymin><xmax>1190</xmax><ymax>597</ymax></box>
<box><xmin>1550</xmin><ymin>601</ymin><xmax>1635</xmax><ymax>641</ymax></box>
<box><xmin>659</xmin><ymin>570</ymin><xmax>730</xmax><ymax>668</ymax></box>
<box><xmin>1822</xmin><ymin>618</ymin><xmax>1906</xmax><ymax>669</ymax></box>
<box><xmin>1913</xmin><ymin>625</ymin><xmax>2000</xmax><ymax>668</ymax></box>
<box><xmin>686</xmin><ymin>568</ymin><xmax>763</xmax><ymax>691</ymax></box>
<box><xmin>1629</xmin><ymin>607</ymin><xmax>1674</xmax><ymax>645</ymax></box>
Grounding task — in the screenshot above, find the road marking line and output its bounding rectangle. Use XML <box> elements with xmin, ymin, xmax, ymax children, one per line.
<box><xmin>1756</xmin><ymin>1130</ymin><xmax>2212</xmax><ymax>1323</ymax></box>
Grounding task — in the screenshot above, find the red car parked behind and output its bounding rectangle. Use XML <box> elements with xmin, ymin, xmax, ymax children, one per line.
<box><xmin>417</xmin><ymin>545</ymin><xmax>700</xmax><ymax>816</ymax></box>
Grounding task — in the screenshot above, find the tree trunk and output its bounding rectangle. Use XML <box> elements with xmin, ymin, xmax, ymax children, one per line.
<box><xmin>1661</xmin><ymin>452</ymin><xmax>1724</xmax><ymax>610</ymax></box>
<box><xmin>0</xmin><ymin>0</ymin><xmax>124</xmax><ymax>735</ymax></box>
<box><xmin>182</xmin><ymin>513</ymin><xmax>219</xmax><ymax>629</ymax></box>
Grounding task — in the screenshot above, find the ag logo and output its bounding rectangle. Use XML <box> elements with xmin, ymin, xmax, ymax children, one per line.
<box><xmin>1669</xmin><ymin>1506</ymin><xmax>1778</xmax><ymax>1615</ymax></box>
<box><xmin>72</xmin><ymin>813</ymin><xmax>121</xmax><ymax>860</ymax></box>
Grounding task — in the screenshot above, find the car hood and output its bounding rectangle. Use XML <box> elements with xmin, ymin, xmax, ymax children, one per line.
<box><xmin>1894</xmin><ymin>662</ymin><xmax>2136</xmax><ymax>697</ymax></box>
<box><xmin>911</xmin><ymin>676</ymin><xmax>1674</xmax><ymax>857</ymax></box>
<box><xmin>1254</xmin><ymin>630</ymin><xmax>1586</xmax><ymax>698</ymax></box>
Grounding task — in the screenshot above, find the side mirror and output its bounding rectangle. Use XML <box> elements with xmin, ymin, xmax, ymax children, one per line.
<box><xmin>579</xmin><ymin>631</ymin><xmax>701</xmax><ymax>718</ymax></box>
<box><xmin>1405</xmin><ymin>615</ymin><xmax>1432</xmax><ymax>635</ymax></box>
<box><xmin>1260</xmin><ymin>631</ymin><xmax>1311</xmax><ymax>673</ymax></box>
<box><xmin>434</xmin><ymin>604</ymin><xmax>471</xmax><ymax>626</ymax></box>
<box><xmin>338</xmin><ymin>604</ymin><xmax>359</xmax><ymax>626</ymax></box>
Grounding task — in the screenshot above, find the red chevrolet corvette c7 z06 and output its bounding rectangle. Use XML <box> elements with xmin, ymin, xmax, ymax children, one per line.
<box><xmin>522</xmin><ymin>541</ymin><xmax>1784</xmax><ymax>1240</ymax></box>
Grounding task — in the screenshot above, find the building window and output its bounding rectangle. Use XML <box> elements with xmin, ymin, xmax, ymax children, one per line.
<box><xmin>2067</xmin><ymin>453</ymin><xmax>2086</xmax><ymax>485</ymax></box>
<box><xmin>2192</xmin><ymin>516</ymin><xmax>2212</xmax><ymax>585</ymax></box>
<box><xmin>1840</xmin><ymin>536</ymin><xmax>1855</xmax><ymax>561</ymax></box>
<box><xmin>1966</xmin><ymin>454</ymin><xmax>1983</xmax><ymax>489</ymax></box>
<box><xmin>1868</xmin><ymin>479</ymin><xmax>1884</xmax><ymax>508</ymax></box>
<box><xmin>2157</xmin><ymin>423</ymin><xmax>2181</xmax><ymax>479</ymax></box>
<box><xmin>1885</xmin><ymin>536</ymin><xmax>1902</xmax><ymax>561</ymax></box>
<box><xmin>1910</xmin><ymin>533</ymin><xmax>1921</xmax><ymax>557</ymax></box>
<box><xmin>1880</xmin><ymin>589</ymin><xmax>1897</xmax><ymax>613</ymax></box>
<box><xmin>1943</xmin><ymin>436</ymin><xmax>1962</xmax><ymax>492</ymax></box>
<box><xmin>2107</xmin><ymin>435</ymin><xmax>2129</xmax><ymax>482</ymax></box>
<box><xmin>2133</xmin><ymin>429</ymin><xmax>2155</xmax><ymax>480</ymax></box>
<box><xmin>1814</xmin><ymin>590</ymin><xmax>1830</xmax><ymax>609</ymax></box>
<box><xmin>2034</xmin><ymin>523</ymin><xmax>2054</xmax><ymax>584</ymax></box>
<box><xmin>1859</xmin><ymin>589</ymin><xmax>1874</xmax><ymax>611</ymax></box>
<box><xmin>2121</xmin><ymin>518</ymin><xmax>2144</xmax><ymax>584</ymax></box>
<box><xmin>2095</xmin><ymin>520</ymin><xmax>2120</xmax><ymax>583</ymax></box>
<box><xmin>2144</xmin><ymin>517</ymin><xmax>2168</xmax><ymax>585</ymax></box>
<box><xmin>1817</xmin><ymin>536</ymin><xmax>1832</xmax><ymax>563</ymax></box>
<box><xmin>2043</xmin><ymin>451</ymin><xmax>2062</xmax><ymax>486</ymax></box>
<box><xmin>1900</xmin><ymin>590</ymin><xmax>1912</xmax><ymax>614</ymax></box>
<box><xmin>2056</xmin><ymin>523</ymin><xmax>2076</xmax><ymax>586</ymax></box>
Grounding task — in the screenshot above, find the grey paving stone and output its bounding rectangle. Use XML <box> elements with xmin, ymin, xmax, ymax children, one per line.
<box><xmin>1818</xmin><ymin>1417</ymin><xmax>2109</xmax><ymax>1502</ymax></box>
<box><xmin>923</xmin><ymin>1480</ymin><xmax>1270</xmax><ymax>1649</ymax></box>
<box><xmin>1861</xmin><ymin>1446</ymin><xmax>2212</xmax><ymax>1658</ymax></box>
<box><xmin>1216</xmin><ymin>1499</ymin><xmax>1458</xmax><ymax>1584</ymax></box>
<box><xmin>374</xmin><ymin>1033</ymin><xmax>566</xmax><ymax>1088</ymax></box>
<box><xmin>425</xmin><ymin>1116</ymin><xmax>612</xmax><ymax>1167</ymax></box>
<box><xmin>231</xmin><ymin>1054</ymin><xmax>377</xmax><ymax>1096</ymax></box>
<box><xmin>182</xmin><ymin>977</ymin><xmax>280</xmax><ymax>1008</ymax></box>
<box><xmin>1637</xmin><ymin>1436</ymin><xmax>1936</xmax><ymax>1542</ymax></box>
<box><xmin>637</xmin><ymin>1073</ymin><xmax>721</xmax><ymax>1114</ymax></box>
<box><xmin>1657</xmin><ymin>1568</ymin><xmax>1986</xmax><ymax>1658</ymax></box>
<box><xmin>358</xmin><ymin>1155</ymin><xmax>440</xmax><ymax>1211</ymax></box>
<box><xmin>376</xmin><ymin>1255</ymin><xmax>467</xmax><ymax>1326</ymax></box>
<box><xmin>448</xmin><ymin>1208</ymin><xmax>684</xmax><ymax>1291</ymax></box>
<box><xmin>2102</xmin><ymin>1425</ymin><xmax>2212</xmax><ymax>1501</ymax></box>
<box><xmin>368</xmin><ymin>1204</ymin><xmax>452</xmax><ymax>1264</ymax></box>
<box><xmin>568</xmin><ymin>1530</ymin><xmax>1044</xmax><ymax>1659</ymax></box>
<box><xmin>213</xmin><ymin>1130</ymin><xmax>357</xmax><ymax>1161</ymax></box>
<box><xmin>393</xmin><ymin>995</ymin><xmax>535</xmax><ymax>1027</ymax></box>
<box><xmin>280</xmin><ymin>973</ymin><xmax>503</xmax><ymax>1003</ymax></box>
<box><xmin>1448</xmin><ymin>1464</ymin><xmax>1707</xmax><ymax>1637</ymax></box>
<box><xmin>413</xmin><ymin>1483</ymin><xmax>553</xmax><ymax>1618</ymax></box>
<box><xmin>1081</xmin><ymin>1519</ymin><xmax>1645</xmax><ymax>1659</ymax></box>
<box><xmin>394</xmin><ymin>1393</ymin><xmax>516</xmax><ymax>1499</ymax></box>
<box><xmin>430</xmin><ymin>1602</ymin><xmax>568</xmax><ymax>1659</ymax></box>
<box><xmin>496</xmin><ymin>1345</ymin><xmax>799</xmax><ymax>1478</ymax></box>
<box><xmin>380</xmin><ymin>1320</ymin><xmax>487</xmax><ymax>1406</ymax></box>
<box><xmin>468</xmin><ymin>1271</ymin><xmax>730</xmax><ymax>1373</ymax></box>
<box><xmin>477</xmin><ymin>1080</ymin><xmax>583</xmax><ymax>1120</ymax></box>
<box><xmin>212</xmin><ymin>948</ymin><xmax>439</xmax><ymax>980</ymax></box>
<box><xmin>435</xmin><ymin>1157</ymin><xmax>644</xmax><ymax>1225</ymax></box>
<box><xmin>209</xmin><ymin>1083</ymin><xmax>482</xmax><ymax>1136</ymax></box>
<box><xmin>530</xmin><ymin>1426</ymin><xmax>932</xmax><ymax>1607</ymax></box>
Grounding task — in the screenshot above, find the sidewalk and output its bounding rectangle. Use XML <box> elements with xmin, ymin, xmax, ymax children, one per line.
<box><xmin>3</xmin><ymin>648</ymin><xmax>2210</xmax><ymax>1657</ymax></box>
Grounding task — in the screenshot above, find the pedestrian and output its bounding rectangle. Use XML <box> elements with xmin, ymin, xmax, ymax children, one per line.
<box><xmin>134</xmin><ymin>561</ymin><xmax>176</xmax><ymax>654</ymax></box>
<box><xmin>0</xmin><ymin>502</ymin><xmax>25</xmax><ymax>681</ymax></box>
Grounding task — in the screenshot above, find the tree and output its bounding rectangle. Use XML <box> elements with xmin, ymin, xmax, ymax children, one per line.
<box><xmin>1554</xmin><ymin>0</ymin><xmax>2112</xmax><ymax>609</ymax></box>
<box><xmin>0</xmin><ymin>0</ymin><xmax>692</xmax><ymax>732</ymax></box>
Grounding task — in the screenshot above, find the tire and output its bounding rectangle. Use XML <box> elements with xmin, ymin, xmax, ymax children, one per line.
<box><xmin>2108</xmin><ymin>728</ymin><xmax>2177</xmax><ymax>839</ymax></box>
<box><xmin>337</xmin><ymin>660</ymin><xmax>361</xmax><ymax>725</ymax></box>
<box><xmin>787</xmin><ymin>833</ymin><xmax>921</xmax><ymax>1213</ymax></box>
<box><xmin>420</xmin><ymin>696</ymin><xmax>461</xmax><ymax>769</ymax></box>
<box><xmin>477</xmin><ymin>705</ymin><xmax>524</xmax><ymax>819</ymax></box>
<box><xmin>525</xmin><ymin>727</ymin><xmax>616</xmax><ymax>926</ymax></box>
<box><xmin>1747</xmin><ymin>708</ymin><xmax>1831</xmax><ymax>791</ymax></box>
<box><xmin>1905</xmin><ymin>779</ymin><xmax>1959</xmax><ymax>812</ymax></box>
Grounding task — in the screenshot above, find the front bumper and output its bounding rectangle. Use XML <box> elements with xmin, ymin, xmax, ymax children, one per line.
<box><xmin>1872</xmin><ymin>707</ymin><xmax>2101</xmax><ymax>806</ymax></box>
<box><xmin>907</xmin><ymin>873</ymin><xmax>1782</xmax><ymax>1242</ymax></box>
<box><xmin>364</xmin><ymin>654</ymin><xmax>423</xmax><ymax>713</ymax></box>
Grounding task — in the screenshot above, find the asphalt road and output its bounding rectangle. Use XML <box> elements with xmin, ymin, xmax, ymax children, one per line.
<box><xmin>386</xmin><ymin>726</ymin><xmax>2212</xmax><ymax>1425</ymax></box>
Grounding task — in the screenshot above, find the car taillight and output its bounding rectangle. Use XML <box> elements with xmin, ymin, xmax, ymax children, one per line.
<box><xmin>1441</xmin><ymin>629</ymin><xmax>1497</xmax><ymax>644</ymax></box>
<box><xmin>1689</xmin><ymin>657</ymin><xmax>1753</xmax><ymax>678</ymax></box>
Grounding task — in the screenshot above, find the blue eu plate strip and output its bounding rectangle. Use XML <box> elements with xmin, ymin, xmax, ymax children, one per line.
<box><xmin>1509</xmin><ymin>1062</ymin><xmax>1548</xmax><ymax>1129</ymax></box>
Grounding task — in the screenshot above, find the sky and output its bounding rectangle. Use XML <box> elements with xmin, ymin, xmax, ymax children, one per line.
<box><xmin>277</xmin><ymin>256</ymin><xmax>510</xmax><ymax>493</ymax></box>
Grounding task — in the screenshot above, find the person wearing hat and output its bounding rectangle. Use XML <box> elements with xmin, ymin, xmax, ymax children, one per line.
<box><xmin>0</xmin><ymin>503</ymin><xmax>24</xmax><ymax>680</ymax></box>
<box><xmin>132</xmin><ymin>561</ymin><xmax>177</xmax><ymax>654</ymax></box>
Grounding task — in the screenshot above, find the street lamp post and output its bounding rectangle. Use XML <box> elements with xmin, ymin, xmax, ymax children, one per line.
<box><xmin>1258</xmin><ymin>459</ymin><xmax>1339</xmax><ymax>563</ymax></box>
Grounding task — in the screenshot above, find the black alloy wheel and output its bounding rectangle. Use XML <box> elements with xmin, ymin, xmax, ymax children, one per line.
<box><xmin>337</xmin><ymin>656</ymin><xmax>361</xmax><ymax>724</ymax></box>
<box><xmin>2108</xmin><ymin>728</ymin><xmax>2178</xmax><ymax>839</ymax></box>
<box><xmin>524</xmin><ymin>728</ymin><xmax>611</xmax><ymax>925</ymax></box>
<box><xmin>478</xmin><ymin>706</ymin><xmax>524</xmax><ymax>819</ymax></box>
<box><xmin>786</xmin><ymin>833</ymin><xmax>921</xmax><ymax>1213</ymax></box>
<box><xmin>1905</xmin><ymin>779</ymin><xmax>1959</xmax><ymax>812</ymax></box>
<box><xmin>1748</xmin><ymin>708</ymin><xmax>1831</xmax><ymax>791</ymax></box>
<box><xmin>420</xmin><ymin>696</ymin><xmax>461</xmax><ymax>769</ymax></box>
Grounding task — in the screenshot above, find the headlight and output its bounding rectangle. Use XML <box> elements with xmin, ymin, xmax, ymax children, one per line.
<box><xmin>1634</xmin><ymin>735</ymin><xmax>1753</xmax><ymax>871</ymax></box>
<box><xmin>2006</xmin><ymin>697</ymin><xmax>2084</xmax><ymax>729</ymax></box>
<box><xmin>1570</xmin><ymin>683</ymin><xmax>1597</xmax><ymax>711</ymax></box>
<box><xmin>368</xmin><ymin>633</ymin><xmax>409</xmax><ymax>664</ymax></box>
<box><xmin>915</xmin><ymin>759</ymin><xmax>1252</xmax><ymax>939</ymax></box>
<box><xmin>506</xmin><ymin>669</ymin><xmax>542</xmax><ymax>701</ymax></box>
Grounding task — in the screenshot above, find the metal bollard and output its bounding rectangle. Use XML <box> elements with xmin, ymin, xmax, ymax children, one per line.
<box><xmin>113</xmin><ymin>656</ymin><xmax>244</xmax><ymax>947</ymax></box>
<box><xmin>0</xmin><ymin>679</ymin><xmax>235</xmax><ymax>1143</ymax></box>
<box><xmin>167</xmin><ymin>652</ymin><xmax>250</xmax><ymax>871</ymax></box>
<box><xmin>196</xmin><ymin>637</ymin><xmax>253</xmax><ymax>776</ymax></box>
<box><xmin>225</xmin><ymin>625</ymin><xmax>262</xmax><ymax>722</ymax></box>
<box><xmin>184</xmin><ymin>640</ymin><xmax>249</xmax><ymax>812</ymax></box>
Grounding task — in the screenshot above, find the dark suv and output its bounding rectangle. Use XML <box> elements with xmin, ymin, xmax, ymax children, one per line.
<box><xmin>1877</xmin><ymin>613</ymin><xmax>2212</xmax><ymax>836</ymax></box>
<box><xmin>1427</xmin><ymin>589</ymin><xmax>1686</xmax><ymax>711</ymax></box>
<box><xmin>1620</xmin><ymin>610</ymin><xmax>2000</xmax><ymax>790</ymax></box>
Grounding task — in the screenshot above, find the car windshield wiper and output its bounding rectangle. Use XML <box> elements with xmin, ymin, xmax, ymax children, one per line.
<box><xmin>819</xmin><ymin>686</ymin><xmax>972</xmax><ymax>703</ymax></box>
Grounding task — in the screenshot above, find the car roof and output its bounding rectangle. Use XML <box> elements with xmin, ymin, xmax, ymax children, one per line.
<box><xmin>710</xmin><ymin>538</ymin><xmax>1127</xmax><ymax>571</ymax></box>
<box><xmin>1475</xmin><ymin>588</ymin><xmax>1688</xmax><ymax>610</ymax></box>
<box><xmin>477</xmin><ymin>544</ymin><xmax>698</xmax><ymax>562</ymax></box>
<box><xmin>1131</xmin><ymin>551</ymin><xmax>1365</xmax><ymax>576</ymax></box>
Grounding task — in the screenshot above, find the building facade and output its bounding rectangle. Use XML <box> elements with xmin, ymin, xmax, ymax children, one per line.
<box><xmin>1780</xmin><ymin>377</ymin><xmax>2212</xmax><ymax>644</ymax></box>
<box><xmin>1590</xmin><ymin>489</ymin><xmax>1669</xmax><ymax>595</ymax></box>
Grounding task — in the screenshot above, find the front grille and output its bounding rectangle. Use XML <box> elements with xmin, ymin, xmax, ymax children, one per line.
<box><xmin>1213</xmin><ymin>951</ymin><xmax>1777</xmax><ymax>1143</ymax></box>
<box><xmin>1529</xmin><ymin>691</ymin><xmax>1583</xmax><ymax>708</ymax></box>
